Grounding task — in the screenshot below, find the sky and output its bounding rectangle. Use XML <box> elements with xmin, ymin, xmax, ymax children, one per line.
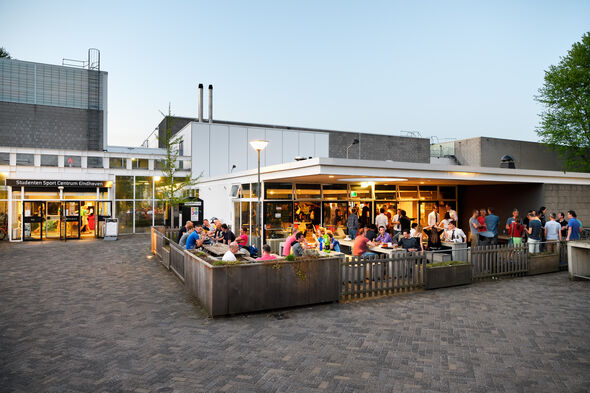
<box><xmin>2</xmin><ymin>0</ymin><xmax>589</xmax><ymax>147</ymax></box>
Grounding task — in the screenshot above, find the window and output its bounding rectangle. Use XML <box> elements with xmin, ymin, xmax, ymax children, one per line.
<box><xmin>115</xmin><ymin>176</ymin><xmax>134</xmax><ymax>199</ymax></box>
<box><xmin>350</xmin><ymin>184</ymin><xmax>372</xmax><ymax>199</ymax></box>
<box><xmin>294</xmin><ymin>201</ymin><xmax>321</xmax><ymax>227</ymax></box>
<box><xmin>322</xmin><ymin>202</ymin><xmax>348</xmax><ymax>232</ymax></box>
<box><xmin>87</xmin><ymin>156</ymin><xmax>104</xmax><ymax>168</ymax></box>
<box><xmin>398</xmin><ymin>186</ymin><xmax>418</xmax><ymax>199</ymax></box>
<box><xmin>374</xmin><ymin>185</ymin><xmax>396</xmax><ymax>200</ymax></box>
<box><xmin>264</xmin><ymin>201</ymin><xmax>293</xmax><ymax>240</ymax></box>
<box><xmin>116</xmin><ymin>201</ymin><xmax>133</xmax><ymax>234</ymax></box>
<box><xmin>419</xmin><ymin>186</ymin><xmax>438</xmax><ymax>200</ymax></box>
<box><xmin>154</xmin><ymin>159</ymin><xmax>165</xmax><ymax>170</ymax></box>
<box><xmin>135</xmin><ymin>176</ymin><xmax>152</xmax><ymax>200</ymax></box>
<box><xmin>0</xmin><ymin>152</ymin><xmax>9</xmax><ymax>165</ymax></box>
<box><xmin>134</xmin><ymin>200</ymin><xmax>152</xmax><ymax>233</ymax></box>
<box><xmin>109</xmin><ymin>157</ymin><xmax>125</xmax><ymax>169</ymax></box>
<box><xmin>64</xmin><ymin>155</ymin><xmax>81</xmax><ymax>168</ymax></box>
<box><xmin>295</xmin><ymin>184</ymin><xmax>321</xmax><ymax>199</ymax></box>
<box><xmin>132</xmin><ymin>158</ymin><xmax>149</xmax><ymax>169</ymax></box>
<box><xmin>16</xmin><ymin>153</ymin><xmax>34</xmax><ymax>166</ymax></box>
<box><xmin>265</xmin><ymin>183</ymin><xmax>293</xmax><ymax>199</ymax></box>
<box><xmin>439</xmin><ymin>186</ymin><xmax>456</xmax><ymax>200</ymax></box>
<box><xmin>322</xmin><ymin>184</ymin><xmax>348</xmax><ymax>200</ymax></box>
<box><xmin>41</xmin><ymin>155</ymin><xmax>58</xmax><ymax>167</ymax></box>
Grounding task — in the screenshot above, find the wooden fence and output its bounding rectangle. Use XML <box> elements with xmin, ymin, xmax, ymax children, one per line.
<box><xmin>169</xmin><ymin>241</ymin><xmax>186</xmax><ymax>282</ymax></box>
<box><xmin>471</xmin><ymin>244</ymin><xmax>528</xmax><ymax>280</ymax></box>
<box><xmin>341</xmin><ymin>253</ymin><xmax>427</xmax><ymax>300</ymax></box>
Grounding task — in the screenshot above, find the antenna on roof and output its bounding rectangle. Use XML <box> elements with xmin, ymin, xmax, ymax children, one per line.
<box><xmin>400</xmin><ymin>130</ymin><xmax>421</xmax><ymax>138</ymax></box>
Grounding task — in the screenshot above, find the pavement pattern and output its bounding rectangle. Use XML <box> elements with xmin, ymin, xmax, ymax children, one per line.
<box><xmin>1</xmin><ymin>236</ymin><xmax>589</xmax><ymax>393</ymax></box>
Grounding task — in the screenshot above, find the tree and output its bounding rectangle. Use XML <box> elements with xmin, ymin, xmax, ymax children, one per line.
<box><xmin>0</xmin><ymin>47</ymin><xmax>11</xmax><ymax>59</ymax></box>
<box><xmin>158</xmin><ymin>104</ymin><xmax>200</xmax><ymax>227</ymax></box>
<box><xmin>535</xmin><ymin>32</ymin><xmax>590</xmax><ymax>172</ymax></box>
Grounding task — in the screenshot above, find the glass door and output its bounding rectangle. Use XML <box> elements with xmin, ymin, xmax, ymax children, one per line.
<box><xmin>97</xmin><ymin>201</ymin><xmax>112</xmax><ymax>238</ymax></box>
<box><xmin>45</xmin><ymin>202</ymin><xmax>62</xmax><ymax>239</ymax></box>
<box><xmin>63</xmin><ymin>201</ymin><xmax>80</xmax><ymax>239</ymax></box>
<box><xmin>23</xmin><ymin>201</ymin><xmax>45</xmax><ymax>241</ymax></box>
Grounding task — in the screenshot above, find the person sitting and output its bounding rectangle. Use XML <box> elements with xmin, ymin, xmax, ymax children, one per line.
<box><xmin>179</xmin><ymin>222</ymin><xmax>194</xmax><ymax>246</ymax></box>
<box><xmin>439</xmin><ymin>212</ymin><xmax>452</xmax><ymax>230</ymax></box>
<box><xmin>397</xmin><ymin>230</ymin><xmax>419</xmax><ymax>252</ymax></box>
<box><xmin>185</xmin><ymin>226</ymin><xmax>205</xmax><ymax>250</ymax></box>
<box><xmin>201</xmin><ymin>219</ymin><xmax>211</xmax><ymax>232</ymax></box>
<box><xmin>212</xmin><ymin>220</ymin><xmax>224</xmax><ymax>242</ymax></box>
<box><xmin>221</xmin><ymin>224</ymin><xmax>236</xmax><ymax>244</ymax></box>
<box><xmin>327</xmin><ymin>231</ymin><xmax>341</xmax><ymax>252</ymax></box>
<box><xmin>410</xmin><ymin>222</ymin><xmax>419</xmax><ymax>237</ymax></box>
<box><xmin>423</xmin><ymin>225</ymin><xmax>444</xmax><ymax>250</ymax></box>
<box><xmin>291</xmin><ymin>232</ymin><xmax>306</xmax><ymax>257</ymax></box>
<box><xmin>236</xmin><ymin>226</ymin><xmax>248</xmax><ymax>248</ymax></box>
<box><xmin>441</xmin><ymin>220</ymin><xmax>466</xmax><ymax>243</ymax></box>
<box><xmin>256</xmin><ymin>244</ymin><xmax>277</xmax><ymax>261</ymax></box>
<box><xmin>413</xmin><ymin>224</ymin><xmax>425</xmax><ymax>251</ymax></box>
<box><xmin>352</xmin><ymin>228</ymin><xmax>376</xmax><ymax>257</ymax></box>
<box><xmin>222</xmin><ymin>242</ymin><xmax>239</xmax><ymax>262</ymax></box>
<box><xmin>177</xmin><ymin>220</ymin><xmax>192</xmax><ymax>243</ymax></box>
<box><xmin>364</xmin><ymin>224</ymin><xmax>377</xmax><ymax>242</ymax></box>
<box><xmin>374</xmin><ymin>225</ymin><xmax>392</xmax><ymax>245</ymax></box>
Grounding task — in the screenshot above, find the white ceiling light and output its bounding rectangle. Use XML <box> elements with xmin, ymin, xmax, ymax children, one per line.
<box><xmin>338</xmin><ymin>178</ymin><xmax>408</xmax><ymax>182</ymax></box>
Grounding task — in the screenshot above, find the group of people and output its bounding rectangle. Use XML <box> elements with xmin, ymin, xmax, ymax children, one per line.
<box><xmin>281</xmin><ymin>227</ymin><xmax>341</xmax><ymax>257</ymax></box>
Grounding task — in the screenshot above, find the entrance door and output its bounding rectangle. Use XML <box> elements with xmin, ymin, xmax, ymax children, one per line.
<box><xmin>23</xmin><ymin>201</ymin><xmax>45</xmax><ymax>241</ymax></box>
<box><xmin>63</xmin><ymin>201</ymin><xmax>80</xmax><ymax>239</ymax></box>
<box><xmin>45</xmin><ymin>202</ymin><xmax>62</xmax><ymax>239</ymax></box>
<box><xmin>97</xmin><ymin>201</ymin><xmax>112</xmax><ymax>238</ymax></box>
<box><xmin>80</xmin><ymin>201</ymin><xmax>97</xmax><ymax>238</ymax></box>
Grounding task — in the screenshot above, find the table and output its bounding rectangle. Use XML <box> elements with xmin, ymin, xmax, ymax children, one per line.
<box><xmin>338</xmin><ymin>238</ymin><xmax>406</xmax><ymax>256</ymax></box>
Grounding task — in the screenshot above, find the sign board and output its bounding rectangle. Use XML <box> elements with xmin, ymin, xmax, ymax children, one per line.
<box><xmin>104</xmin><ymin>218</ymin><xmax>118</xmax><ymax>241</ymax></box>
<box><xmin>190</xmin><ymin>207</ymin><xmax>199</xmax><ymax>221</ymax></box>
<box><xmin>6</xmin><ymin>179</ymin><xmax>111</xmax><ymax>188</ymax></box>
<box><xmin>351</xmin><ymin>191</ymin><xmax>358</xmax><ymax>197</ymax></box>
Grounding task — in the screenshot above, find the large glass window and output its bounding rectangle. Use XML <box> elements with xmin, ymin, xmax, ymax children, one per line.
<box><xmin>294</xmin><ymin>201</ymin><xmax>321</xmax><ymax>229</ymax></box>
<box><xmin>439</xmin><ymin>186</ymin><xmax>456</xmax><ymax>200</ymax></box>
<box><xmin>116</xmin><ymin>201</ymin><xmax>134</xmax><ymax>234</ymax></box>
<box><xmin>398</xmin><ymin>186</ymin><xmax>418</xmax><ymax>200</ymax></box>
<box><xmin>154</xmin><ymin>201</ymin><xmax>166</xmax><ymax>226</ymax></box>
<box><xmin>16</xmin><ymin>153</ymin><xmax>34</xmax><ymax>166</ymax></box>
<box><xmin>115</xmin><ymin>176</ymin><xmax>134</xmax><ymax>199</ymax></box>
<box><xmin>241</xmin><ymin>184</ymin><xmax>253</xmax><ymax>198</ymax></box>
<box><xmin>355</xmin><ymin>201</ymin><xmax>373</xmax><ymax>228</ymax></box>
<box><xmin>374</xmin><ymin>185</ymin><xmax>396</xmax><ymax>200</ymax></box>
<box><xmin>41</xmin><ymin>155</ymin><xmax>58</xmax><ymax>167</ymax></box>
<box><xmin>419</xmin><ymin>185</ymin><xmax>438</xmax><ymax>201</ymax></box>
<box><xmin>87</xmin><ymin>156</ymin><xmax>104</xmax><ymax>168</ymax></box>
<box><xmin>322</xmin><ymin>184</ymin><xmax>348</xmax><ymax>200</ymax></box>
<box><xmin>135</xmin><ymin>176</ymin><xmax>152</xmax><ymax>200</ymax></box>
<box><xmin>264</xmin><ymin>201</ymin><xmax>293</xmax><ymax>240</ymax></box>
<box><xmin>109</xmin><ymin>157</ymin><xmax>126</xmax><ymax>169</ymax></box>
<box><xmin>132</xmin><ymin>158</ymin><xmax>149</xmax><ymax>169</ymax></box>
<box><xmin>350</xmin><ymin>184</ymin><xmax>372</xmax><ymax>199</ymax></box>
<box><xmin>25</xmin><ymin>190</ymin><xmax>60</xmax><ymax>200</ymax></box>
<box><xmin>0</xmin><ymin>152</ymin><xmax>10</xmax><ymax>165</ymax></box>
<box><xmin>374</xmin><ymin>202</ymin><xmax>397</xmax><ymax>228</ymax></box>
<box><xmin>265</xmin><ymin>183</ymin><xmax>293</xmax><ymax>200</ymax></box>
<box><xmin>322</xmin><ymin>202</ymin><xmax>348</xmax><ymax>235</ymax></box>
<box><xmin>134</xmin><ymin>200</ymin><xmax>152</xmax><ymax>233</ymax></box>
<box><xmin>64</xmin><ymin>155</ymin><xmax>81</xmax><ymax>168</ymax></box>
<box><xmin>295</xmin><ymin>184</ymin><xmax>321</xmax><ymax>199</ymax></box>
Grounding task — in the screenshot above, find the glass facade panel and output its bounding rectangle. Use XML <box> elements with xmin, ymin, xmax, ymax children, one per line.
<box><xmin>154</xmin><ymin>159</ymin><xmax>165</xmax><ymax>170</ymax></box>
<box><xmin>354</xmin><ymin>201</ymin><xmax>373</xmax><ymax>228</ymax></box>
<box><xmin>264</xmin><ymin>183</ymin><xmax>293</xmax><ymax>199</ymax></box>
<box><xmin>0</xmin><ymin>152</ymin><xmax>10</xmax><ymax>165</ymax></box>
<box><xmin>134</xmin><ymin>200</ymin><xmax>152</xmax><ymax>233</ymax></box>
<box><xmin>132</xmin><ymin>159</ymin><xmax>149</xmax><ymax>169</ymax></box>
<box><xmin>116</xmin><ymin>201</ymin><xmax>134</xmax><ymax>234</ymax></box>
<box><xmin>350</xmin><ymin>184</ymin><xmax>372</xmax><ymax>199</ymax></box>
<box><xmin>16</xmin><ymin>153</ymin><xmax>34</xmax><ymax>166</ymax></box>
<box><xmin>294</xmin><ymin>201</ymin><xmax>321</xmax><ymax>229</ymax></box>
<box><xmin>322</xmin><ymin>202</ymin><xmax>348</xmax><ymax>234</ymax></box>
<box><xmin>398</xmin><ymin>186</ymin><xmax>418</xmax><ymax>199</ymax></box>
<box><xmin>135</xmin><ymin>176</ymin><xmax>152</xmax><ymax>200</ymax></box>
<box><xmin>0</xmin><ymin>186</ymin><xmax>7</xmax><ymax>199</ymax></box>
<box><xmin>264</xmin><ymin>201</ymin><xmax>293</xmax><ymax>240</ymax></box>
<box><xmin>154</xmin><ymin>201</ymin><xmax>166</xmax><ymax>226</ymax></box>
<box><xmin>295</xmin><ymin>184</ymin><xmax>321</xmax><ymax>199</ymax></box>
<box><xmin>64</xmin><ymin>191</ymin><xmax>96</xmax><ymax>200</ymax></box>
<box><xmin>419</xmin><ymin>186</ymin><xmax>438</xmax><ymax>200</ymax></box>
<box><xmin>64</xmin><ymin>155</ymin><xmax>81</xmax><ymax>168</ymax></box>
<box><xmin>12</xmin><ymin>200</ymin><xmax>22</xmax><ymax>240</ymax></box>
<box><xmin>25</xmin><ymin>190</ymin><xmax>60</xmax><ymax>200</ymax></box>
<box><xmin>109</xmin><ymin>157</ymin><xmax>125</xmax><ymax>168</ymax></box>
<box><xmin>374</xmin><ymin>202</ymin><xmax>397</xmax><ymax>229</ymax></box>
<box><xmin>439</xmin><ymin>186</ymin><xmax>456</xmax><ymax>200</ymax></box>
<box><xmin>374</xmin><ymin>185</ymin><xmax>396</xmax><ymax>200</ymax></box>
<box><xmin>241</xmin><ymin>184</ymin><xmax>253</xmax><ymax>198</ymax></box>
<box><xmin>41</xmin><ymin>154</ymin><xmax>58</xmax><ymax>167</ymax></box>
<box><xmin>322</xmin><ymin>184</ymin><xmax>348</xmax><ymax>200</ymax></box>
<box><xmin>87</xmin><ymin>156</ymin><xmax>104</xmax><ymax>168</ymax></box>
<box><xmin>115</xmin><ymin>176</ymin><xmax>134</xmax><ymax>199</ymax></box>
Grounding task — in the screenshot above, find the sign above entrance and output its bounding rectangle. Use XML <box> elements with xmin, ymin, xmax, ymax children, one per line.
<box><xmin>7</xmin><ymin>179</ymin><xmax>112</xmax><ymax>188</ymax></box>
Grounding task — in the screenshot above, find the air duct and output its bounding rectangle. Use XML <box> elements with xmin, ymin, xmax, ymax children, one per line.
<box><xmin>208</xmin><ymin>84</ymin><xmax>213</xmax><ymax>123</ymax></box>
<box><xmin>198</xmin><ymin>83</ymin><xmax>204</xmax><ymax>122</ymax></box>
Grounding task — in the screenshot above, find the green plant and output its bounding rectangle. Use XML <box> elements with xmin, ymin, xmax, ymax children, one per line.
<box><xmin>426</xmin><ymin>261</ymin><xmax>470</xmax><ymax>268</ymax></box>
<box><xmin>285</xmin><ymin>254</ymin><xmax>296</xmax><ymax>261</ymax></box>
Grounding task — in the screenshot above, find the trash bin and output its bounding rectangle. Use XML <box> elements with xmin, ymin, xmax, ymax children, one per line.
<box><xmin>104</xmin><ymin>218</ymin><xmax>118</xmax><ymax>241</ymax></box>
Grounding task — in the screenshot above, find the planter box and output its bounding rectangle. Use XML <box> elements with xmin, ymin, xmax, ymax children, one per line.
<box><xmin>528</xmin><ymin>253</ymin><xmax>559</xmax><ymax>275</ymax></box>
<box><xmin>425</xmin><ymin>263</ymin><xmax>472</xmax><ymax>290</ymax></box>
<box><xmin>183</xmin><ymin>252</ymin><xmax>344</xmax><ymax>317</ymax></box>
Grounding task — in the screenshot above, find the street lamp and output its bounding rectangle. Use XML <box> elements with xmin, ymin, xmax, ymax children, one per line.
<box><xmin>346</xmin><ymin>138</ymin><xmax>359</xmax><ymax>159</ymax></box>
<box><xmin>249</xmin><ymin>139</ymin><xmax>268</xmax><ymax>256</ymax></box>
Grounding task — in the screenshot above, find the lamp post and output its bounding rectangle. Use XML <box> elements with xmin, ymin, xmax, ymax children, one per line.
<box><xmin>346</xmin><ymin>138</ymin><xmax>359</xmax><ymax>159</ymax></box>
<box><xmin>249</xmin><ymin>139</ymin><xmax>268</xmax><ymax>256</ymax></box>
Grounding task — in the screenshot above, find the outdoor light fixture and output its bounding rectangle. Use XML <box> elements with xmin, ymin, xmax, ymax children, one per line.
<box><xmin>339</xmin><ymin>178</ymin><xmax>408</xmax><ymax>182</ymax></box>
<box><xmin>346</xmin><ymin>138</ymin><xmax>360</xmax><ymax>159</ymax></box>
<box><xmin>154</xmin><ymin>176</ymin><xmax>161</xmax><ymax>181</ymax></box>
<box><xmin>249</xmin><ymin>139</ymin><xmax>269</xmax><ymax>257</ymax></box>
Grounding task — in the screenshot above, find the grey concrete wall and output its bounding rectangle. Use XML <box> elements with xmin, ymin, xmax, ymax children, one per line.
<box><xmin>543</xmin><ymin>184</ymin><xmax>590</xmax><ymax>225</ymax></box>
<box><xmin>453</xmin><ymin>137</ymin><xmax>565</xmax><ymax>171</ymax></box>
<box><xmin>458</xmin><ymin>184</ymin><xmax>544</xmax><ymax>233</ymax></box>
<box><xmin>0</xmin><ymin>101</ymin><xmax>103</xmax><ymax>150</ymax></box>
<box><xmin>158</xmin><ymin>116</ymin><xmax>196</xmax><ymax>148</ymax></box>
<box><xmin>329</xmin><ymin>131</ymin><xmax>430</xmax><ymax>163</ymax></box>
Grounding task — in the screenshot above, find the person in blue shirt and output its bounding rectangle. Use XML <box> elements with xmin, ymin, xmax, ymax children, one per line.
<box><xmin>186</xmin><ymin>227</ymin><xmax>205</xmax><ymax>250</ymax></box>
<box><xmin>485</xmin><ymin>207</ymin><xmax>500</xmax><ymax>245</ymax></box>
<box><xmin>567</xmin><ymin>210</ymin><xmax>581</xmax><ymax>241</ymax></box>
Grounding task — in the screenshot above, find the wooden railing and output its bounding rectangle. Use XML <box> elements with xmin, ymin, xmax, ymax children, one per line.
<box><xmin>169</xmin><ymin>241</ymin><xmax>185</xmax><ymax>282</ymax></box>
<box><xmin>471</xmin><ymin>244</ymin><xmax>528</xmax><ymax>280</ymax></box>
<box><xmin>341</xmin><ymin>253</ymin><xmax>427</xmax><ymax>300</ymax></box>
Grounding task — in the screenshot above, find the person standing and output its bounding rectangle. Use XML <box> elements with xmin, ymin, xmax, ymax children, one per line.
<box><xmin>567</xmin><ymin>210</ymin><xmax>581</xmax><ymax>241</ymax></box>
<box><xmin>485</xmin><ymin>207</ymin><xmax>499</xmax><ymax>245</ymax></box>
<box><xmin>527</xmin><ymin>212</ymin><xmax>542</xmax><ymax>253</ymax></box>
<box><xmin>477</xmin><ymin>208</ymin><xmax>487</xmax><ymax>233</ymax></box>
<box><xmin>508</xmin><ymin>216</ymin><xmax>525</xmax><ymax>246</ymax></box>
<box><xmin>428</xmin><ymin>205</ymin><xmax>440</xmax><ymax>227</ymax></box>
<box><xmin>469</xmin><ymin>209</ymin><xmax>481</xmax><ymax>248</ymax></box>
<box><xmin>445</xmin><ymin>204</ymin><xmax>458</xmax><ymax>221</ymax></box>
<box><xmin>375</xmin><ymin>207</ymin><xmax>389</xmax><ymax>231</ymax></box>
<box><xmin>558</xmin><ymin>212</ymin><xmax>568</xmax><ymax>239</ymax></box>
<box><xmin>544</xmin><ymin>213</ymin><xmax>562</xmax><ymax>253</ymax></box>
<box><xmin>392</xmin><ymin>209</ymin><xmax>402</xmax><ymax>242</ymax></box>
<box><xmin>347</xmin><ymin>207</ymin><xmax>359</xmax><ymax>239</ymax></box>
<box><xmin>505</xmin><ymin>209</ymin><xmax>521</xmax><ymax>245</ymax></box>
<box><xmin>399</xmin><ymin>210</ymin><xmax>411</xmax><ymax>234</ymax></box>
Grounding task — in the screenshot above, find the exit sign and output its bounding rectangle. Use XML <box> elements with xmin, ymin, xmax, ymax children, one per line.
<box><xmin>351</xmin><ymin>191</ymin><xmax>358</xmax><ymax>197</ymax></box>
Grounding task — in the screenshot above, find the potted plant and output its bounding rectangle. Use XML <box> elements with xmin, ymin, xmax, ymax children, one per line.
<box><xmin>425</xmin><ymin>261</ymin><xmax>472</xmax><ymax>290</ymax></box>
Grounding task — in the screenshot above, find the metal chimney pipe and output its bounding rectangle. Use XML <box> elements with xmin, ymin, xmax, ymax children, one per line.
<box><xmin>198</xmin><ymin>83</ymin><xmax>203</xmax><ymax>122</ymax></box>
<box><xmin>208</xmin><ymin>84</ymin><xmax>213</xmax><ymax>123</ymax></box>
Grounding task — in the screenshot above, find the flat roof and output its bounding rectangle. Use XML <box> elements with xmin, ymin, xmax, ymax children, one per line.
<box><xmin>196</xmin><ymin>157</ymin><xmax>590</xmax><ymax>186</ymax></box>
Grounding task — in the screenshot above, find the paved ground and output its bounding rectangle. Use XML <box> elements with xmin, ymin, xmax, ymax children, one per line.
<box><xmin>1</xmin><ymin>236</ymin><xmax>589</xmax><ymax>393</ymax></box>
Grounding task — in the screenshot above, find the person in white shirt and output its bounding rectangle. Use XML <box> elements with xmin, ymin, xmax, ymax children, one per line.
<box><xmin>442</xmin><ymin>220</ymin><xmax>466</xmax><ymax>243</ymax></box>
<box><xmin>428</xmin><ymin>205</ymin><xmax>440</xmax><ymax>227</ymax></box>
<box><xmin>439</xmin><ymin>212</ymin><xmax>452</xmax><ymax>230</ymax></box>
<box><xmin>375</xmin><ymin>207</ymin><xmax>389</xmax><ymax>231</ymax></box>
<box><xmin>445</xmin><ymin>204</ymin><xmax>458</xmax><ymax>221</ymax></box>
<box><xmin>544</xmin><ymin>213</ymin><xmax>562</xmax><ymax>253</ymax></box>
<box><xmin>222</xmin><ymin>242</ymin><xmax>239</xmax><ymax>262</ymax></box>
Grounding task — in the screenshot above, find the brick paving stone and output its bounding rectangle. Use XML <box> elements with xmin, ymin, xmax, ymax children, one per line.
<box><xmin>1</xmin><ymin>236</ymin><xmax>590</xmax><ymax>393</ymax></box>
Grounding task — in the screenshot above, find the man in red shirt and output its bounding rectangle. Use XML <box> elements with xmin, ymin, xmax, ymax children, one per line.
<box><xmin>352</xmin><ymin>228</ymin><xmax>376</xmax><ymax>257</ymax></box>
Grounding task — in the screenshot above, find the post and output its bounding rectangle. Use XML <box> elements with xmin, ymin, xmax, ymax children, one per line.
<box><xmin>257</xmin><ymin>149</ymin><xmax>262</xmax><ymax>257</ymax></box>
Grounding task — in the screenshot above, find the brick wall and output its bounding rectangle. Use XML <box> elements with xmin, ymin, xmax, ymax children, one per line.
<box><xmin>543</xmin><ymin>184</ymin><xmax>590</xmax><ymax>224</ymax></box>
<box><xmin>0</xmin><ymin>101</ymin><xmax>103</xmax><ymax>150</ymax></box>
